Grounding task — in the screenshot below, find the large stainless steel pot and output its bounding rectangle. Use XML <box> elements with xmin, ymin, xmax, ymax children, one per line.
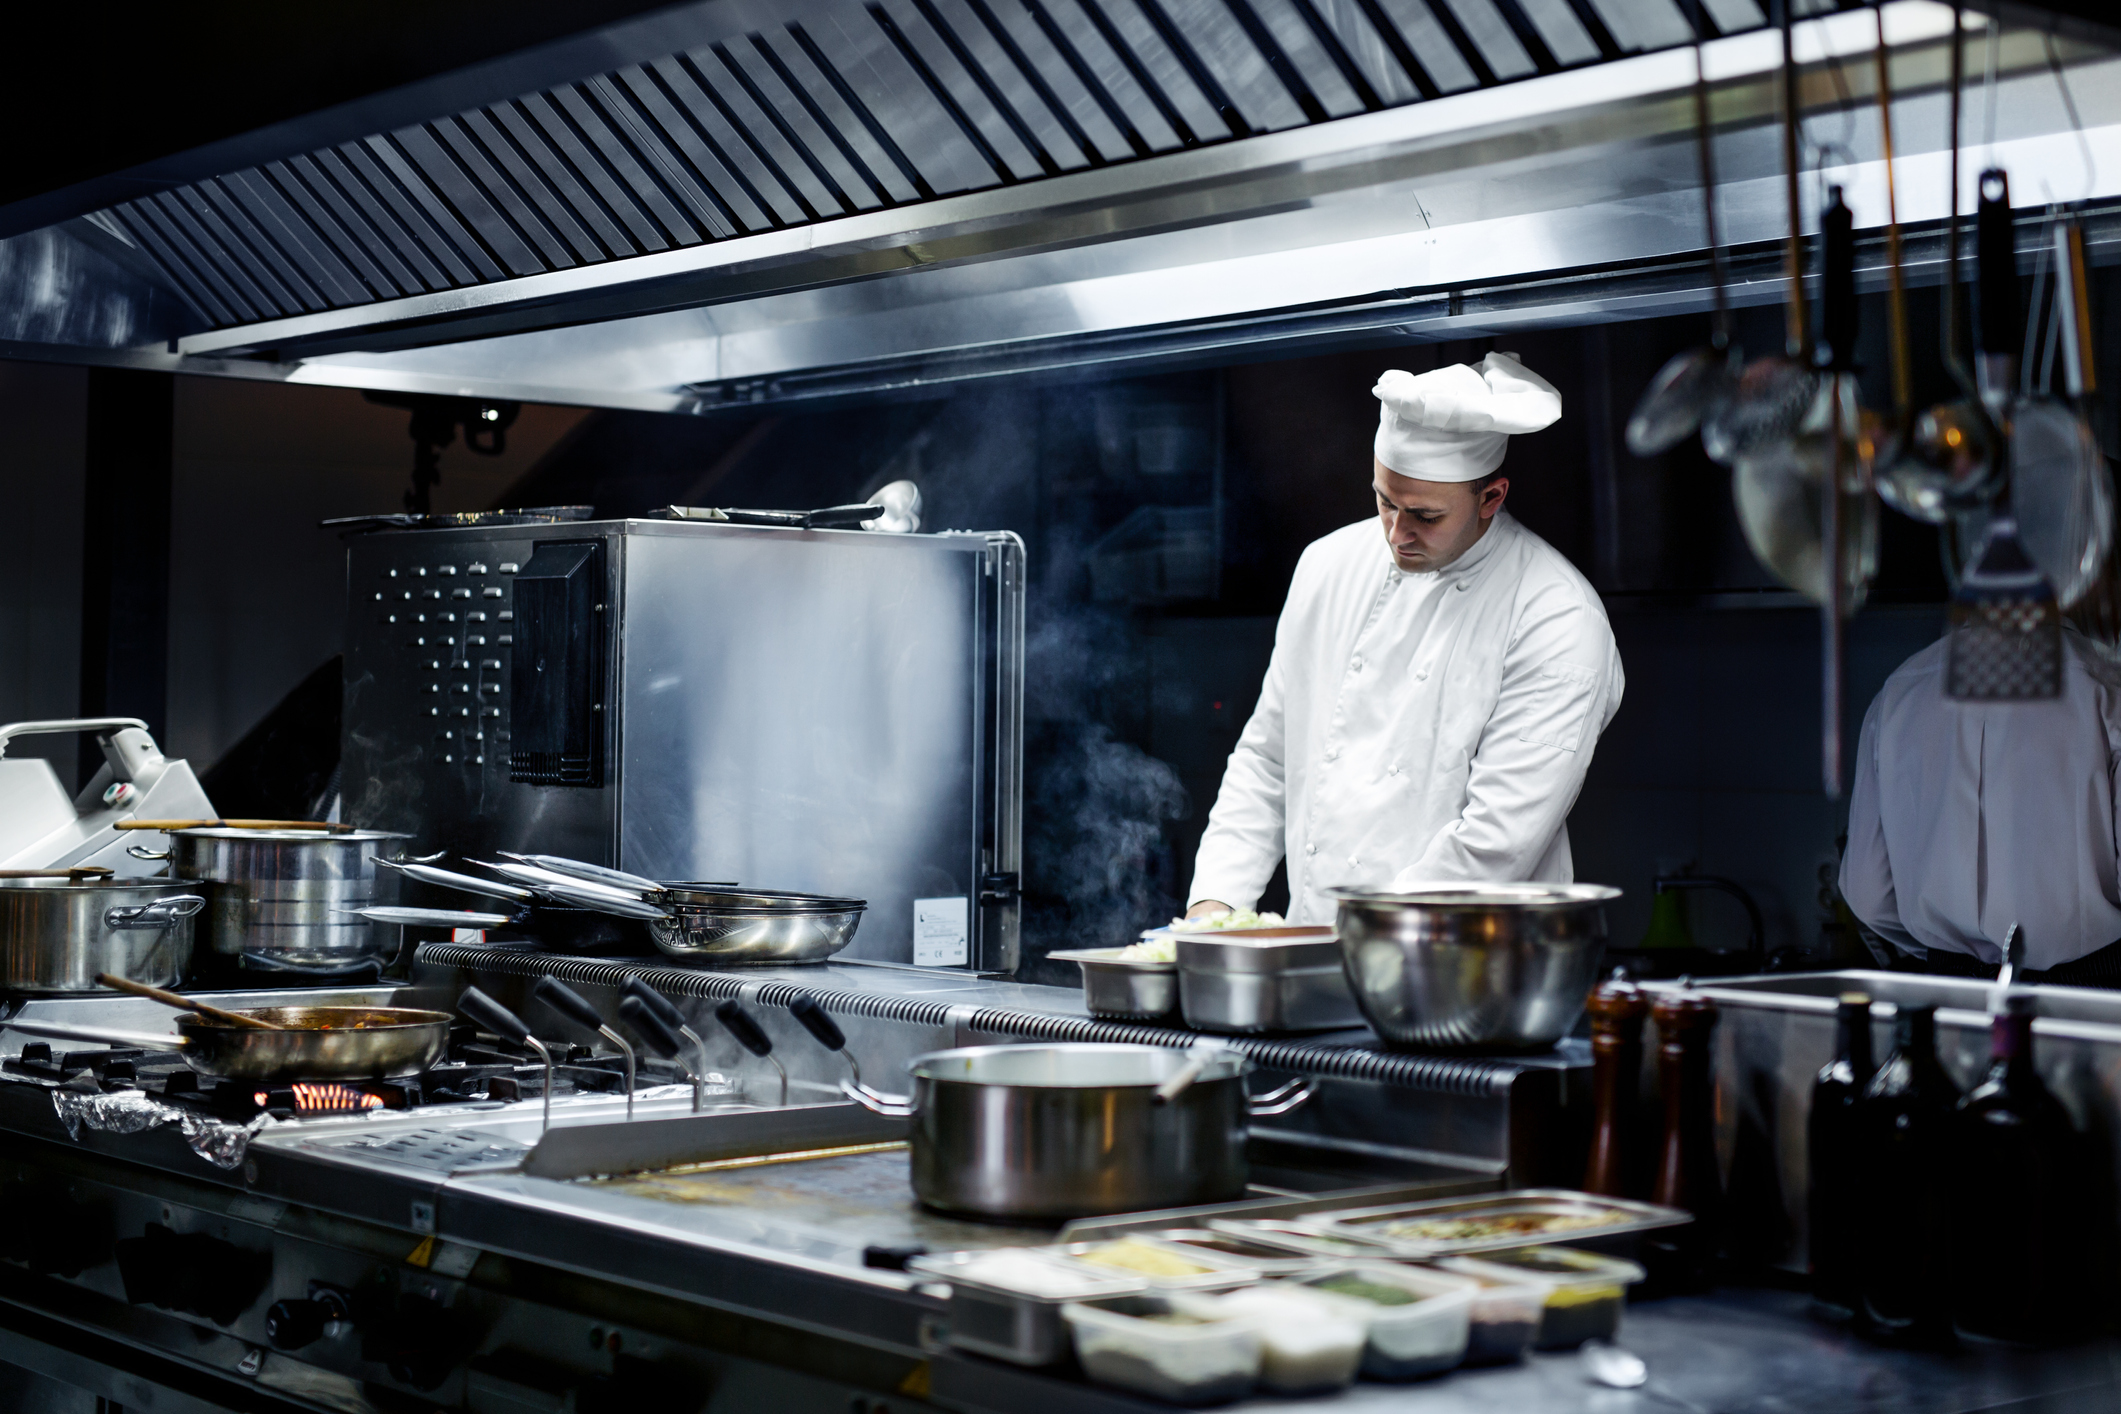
<box><xmin>0</xmin><ymin>877</ymin><xmax>206</xmax><ymax>993</ymax></box>
<box><xmin>135</xmin><ymin>829</ymin><xmax>404</xmax><ymax>970</ymax></box>
<box><xmin>844</xmin><ymin>1043</ymin><xmax>1312</xmax><ymax>1220</ymax></box>
<box><xmin>1331</xmin><ymin>884</ymin><xmax>1621</xmax><ymax>1052</ymax></box>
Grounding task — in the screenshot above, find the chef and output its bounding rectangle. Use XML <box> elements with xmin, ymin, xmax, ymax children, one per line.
<box><xmin>1187</xmin><ymin>352</ymin><xmax>1624</xmax><ymax>925</ymax></box>
<box><xmin>1840</xmin><ymin>630</ymin><xmax>2121</xmax><ymax>984</ymax></box>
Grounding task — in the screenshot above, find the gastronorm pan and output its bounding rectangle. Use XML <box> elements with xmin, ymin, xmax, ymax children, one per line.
<box><xmin>1297</xmin><ymin>1189</ymin><xmax>1690</xmax><ymax>1257</ymax></box>
<box><xmin>1049</xmin><ymin>947</ymin><xmax>1178</xmax><ymax>1020</ymax></box>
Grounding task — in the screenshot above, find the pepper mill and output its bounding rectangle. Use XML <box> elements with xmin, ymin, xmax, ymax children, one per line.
<box><xmin>1583</xmin><ymin>974</ymin><xmax>1651</xmax><ymax>1198</ymax></box>
<box><xmin>1647</xmin><ymin>988</ymin><xmax>1721</xmax><ymax>1286</ymax></box>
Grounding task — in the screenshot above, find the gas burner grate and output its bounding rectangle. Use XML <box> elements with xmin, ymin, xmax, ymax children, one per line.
<box><xmin>5</xmin><ymin>1020</ymin><xmax>689</xmax><ymax>1120</ymax></box>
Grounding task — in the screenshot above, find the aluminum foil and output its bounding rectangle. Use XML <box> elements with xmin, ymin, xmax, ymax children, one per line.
<box><xmin>51</xmin><ymin>1083</ymin><xmax>276</xmax><ymax>1170</ymax></box>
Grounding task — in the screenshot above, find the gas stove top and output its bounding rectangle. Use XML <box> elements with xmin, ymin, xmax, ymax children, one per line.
<box><xmin>0</xmin><ymin>983</ymin><xmax>735</xmax><ymax>1144</ymax></box>
<box><xmin>2</xmin><ymin>1030</ymin><xmax>686</xmax><ymax>1122</ymax></box>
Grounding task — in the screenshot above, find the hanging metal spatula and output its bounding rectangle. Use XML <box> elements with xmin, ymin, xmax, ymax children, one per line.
<box><xmin>1947</xmin><ymin>516</ymin><xmax>2063</xmax><ymax>700</ymax></box>
<box><xmin>1946</xmin><ymin>169</ymin><xmax>2062</xmax><ymax>701</ymax></box>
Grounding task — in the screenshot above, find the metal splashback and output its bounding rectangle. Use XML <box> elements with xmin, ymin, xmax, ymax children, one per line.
<box><xmin>341</xmin><ymin>520</ymin><xmax>1025</xmax><ymax>970</ymax></box>
<box><xmin>4</xmin><ymin>3</ymin><xmax>2117</xmax><ymax>409</ymax></box>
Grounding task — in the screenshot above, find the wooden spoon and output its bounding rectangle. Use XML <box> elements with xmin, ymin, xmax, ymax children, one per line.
<box><xmin>94</xmin><ymin>973</ymin><xmax>283</xmax><ymax>1030</ymax></box>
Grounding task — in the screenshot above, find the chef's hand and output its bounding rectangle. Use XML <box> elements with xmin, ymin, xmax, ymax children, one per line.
<box><xmin>1185</xmin><ymin>900</ymin><xmax>1234</xmax><ymax>921</ymax></box>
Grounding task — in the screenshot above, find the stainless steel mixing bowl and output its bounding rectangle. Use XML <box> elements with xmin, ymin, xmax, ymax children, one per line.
<box><xmin>1330</xmin><ymin>884</ymin><xmax>1620</xmax><ymax>1052</ymax></box>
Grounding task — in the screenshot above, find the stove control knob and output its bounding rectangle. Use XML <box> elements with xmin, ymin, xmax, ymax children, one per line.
<box><xmin>265</xmin><ymin>1298</ymin><xmax>330</xmax><ymax>1350</ymax></box>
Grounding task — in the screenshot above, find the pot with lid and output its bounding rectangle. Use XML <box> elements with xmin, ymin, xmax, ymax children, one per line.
<box><xmin>1331</xmin><ymin>883</ymin><xmax>1620</xmax><ymax>1052</ymax></box>
<box><xmin>843</xmin><ymin>1042</ymin><xmax>1312</xmax><ymax>1219</ymax></box>
<box><xmin>0</xmin><ymin>873</ymin><xmax>206</xmax><ymax>993</ymax></box>
<box><xmin>130</xmin><ymin>828</ymin><xmax>406</xmax><ymax>972</ymax></box>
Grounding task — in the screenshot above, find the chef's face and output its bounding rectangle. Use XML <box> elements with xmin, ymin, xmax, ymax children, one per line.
<box><xmin>1373</xmin><ymin>460</ymin><xmax>1508</xmax><ymax>572</ymax></box>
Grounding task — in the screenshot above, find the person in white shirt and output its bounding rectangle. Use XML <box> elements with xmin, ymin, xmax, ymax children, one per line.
<box><xmin>1187</xmin><ymin>352</ymin><xmax>1625</xmax><ymax>925</ymax></box>
<box><xmin>1839</xmin><ymin>630</ymin><xmax>2121</xmax><ymax>984</ymax></box>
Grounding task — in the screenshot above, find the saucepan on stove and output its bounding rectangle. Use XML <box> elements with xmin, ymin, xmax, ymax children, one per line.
<box><xmin>842</xmin><ymin>1042</ymin><xmax>1313</xmax><ymax>1220</ymax></box>
<box><xmin>0</xmin><ymin>870</ymin><xmax>207</xmax><ymax>994</ymax></box>
<box><xmin>0</xmin><ymin>1004</ymin><xmax>452</xmax><ymax>1081</ymax></box>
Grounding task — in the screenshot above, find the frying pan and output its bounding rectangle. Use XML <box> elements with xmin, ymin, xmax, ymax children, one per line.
<box><xmin>1</xmin><ymin>1005</ymin><xmax>452</xmax><ymax>1081</ymax></box>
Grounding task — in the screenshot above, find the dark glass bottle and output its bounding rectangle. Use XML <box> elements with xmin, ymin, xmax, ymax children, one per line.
<box><xmin>1856</xmin><ymin>1005</ymin><xmax>1957</xmax><ymax>1342</ymax></box>
<box><xmin>1584</xmin><ymin>976</ymin><xmax>1650</xmax><ymax>1198</ymax></box>
<box><xmin>1807</xmin><ymin>992</ymin><xmax>1874</xmax><ymax>1314</ymax></box>
<box><xmin>1644</xmin><ymin>989</ymin><xmax>1719</xmax><ymax>1289</ymax></box>
<box><xmin>1952</xmin><ymin>995</ymin><xmax>2093</xmax><ymax>1345</ymax></box>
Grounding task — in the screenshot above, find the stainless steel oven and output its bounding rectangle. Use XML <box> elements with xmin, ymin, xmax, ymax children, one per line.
<box><xmin>341</xmin><ymin>519</ymin><xmax>1023</xmax><ymax>971</ymax></box>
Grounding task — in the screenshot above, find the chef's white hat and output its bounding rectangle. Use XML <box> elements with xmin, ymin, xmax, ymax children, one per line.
<box><xmin>1372</xmin><ymin>351</ymin><xmax>1563</xmax><ymax>482</ymax></box>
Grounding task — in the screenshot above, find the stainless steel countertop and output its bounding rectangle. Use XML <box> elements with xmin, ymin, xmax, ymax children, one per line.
<box><xmin>1</xmin><ymin>975</ymin><xmax>2115</xmax><ymax>1411</ymax></box>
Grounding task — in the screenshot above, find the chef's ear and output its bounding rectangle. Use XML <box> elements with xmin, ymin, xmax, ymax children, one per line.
<box><xmin>1476</xmin><ymin>474</ymin><xmax>1509</xmax><ymax>519</ymax></box>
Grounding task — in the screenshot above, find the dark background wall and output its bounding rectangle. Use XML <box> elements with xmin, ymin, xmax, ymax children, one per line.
<box><xmin>12</xmin><ymin>271</ymin><xmax>2096</xmax><ymax>976</ymax></box>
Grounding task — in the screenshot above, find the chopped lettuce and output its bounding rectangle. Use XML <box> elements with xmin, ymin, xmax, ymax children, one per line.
<box><xmin>1164</xmin><ymin>909</ymin><xmax>1286</xmax><ymax>933</ymax></box>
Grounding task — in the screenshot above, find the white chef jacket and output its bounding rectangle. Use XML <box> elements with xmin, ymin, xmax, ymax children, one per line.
<box><xmin>1839</xmin><ymin>630</ymin><xmax>2121</xmax><ymax>971</ymax></box>
<box><xmin>1189</xmin><ymin>511</ymin><xmax>1624</xmax><ymax>925</ymax></box>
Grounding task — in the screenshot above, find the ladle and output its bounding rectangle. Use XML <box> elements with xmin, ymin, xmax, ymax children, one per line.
<box><xmin>1881</xmin><ymin>9</ymin><xmax>2000</xmax><ymax>527</ymax></box>
<box><xmin>1701</xmin><ymin>0</ymin><xmax>1818</xmax><ymax>467</ymax></box>
<box><xmin>1626</xmin><ymin>2</ymin><xmax>1738</xmax><ymax>458</ymax></box>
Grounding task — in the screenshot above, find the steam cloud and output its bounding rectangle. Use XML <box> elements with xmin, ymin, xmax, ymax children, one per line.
<box><xmin>1020</xmin><ymin>605</ymin><xmax>1190</xmax><ymax>980</ymax></box>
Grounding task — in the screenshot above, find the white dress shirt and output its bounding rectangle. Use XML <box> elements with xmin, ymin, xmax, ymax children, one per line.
<box><xmin>1840</xmin><ymin>631</ymin><xmax>2121</xmax><ymax>970</ymax></box>
<box><xmin>1189</xmin><ymin>511</ymin><xmax>1624</xmax><ymax>925</ymax></box>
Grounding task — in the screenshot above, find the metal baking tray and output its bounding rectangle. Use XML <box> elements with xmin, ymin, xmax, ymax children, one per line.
<box><xmin>1049</xmin><ymin>947</ymin><xmax>1178</xmax><ymax>1020</ymax></box>
<box><xmin>1296</xmin><ymin>1189</ymin><xmax>1692</xmax><ymax>1257</ymax></box>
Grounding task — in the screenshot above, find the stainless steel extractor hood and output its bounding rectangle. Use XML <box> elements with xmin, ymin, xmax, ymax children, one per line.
<box><xmin>2</xmin><ymin>0</ymin><xmax>2116</xmax><ymax>411</ymax></box>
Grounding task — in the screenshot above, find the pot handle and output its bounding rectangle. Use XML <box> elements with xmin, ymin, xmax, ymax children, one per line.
<box><xmin>104</xmin><ymin>895</ymin><xmax>206</xmax><ymax>930</ymax></box>
<box><xmin>1247</xmin><ymin>1077</ymin><xmax>1316</xmax><ymax>1117</ymax></box>
<box><xmin>124</xmin><ymin>844</ymin><xmax>172</xmax><ymax>862</ymax></box>
<box><xmin>838</xmin><ymin>1079</ymin><xmax>917</xmax><ymax>1118</ymax></box>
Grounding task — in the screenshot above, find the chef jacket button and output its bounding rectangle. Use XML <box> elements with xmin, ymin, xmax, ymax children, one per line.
<box><xmin>1305</xmin><ymin>843</ymin><xmax>1318</xmax><ymax>856</ymax></box>
<box><xmin>1455</xmin><ymin>581</ymin><xmax>1470</xmax><ymax>592</ymax></box>
<box><xmin>1351</xmin><ymin>656</ymin><xmax>1364</xmax><ymax>671</ymax></box>
<box><xmin>1416</xmin><ymin>670</ymin><xmax>1429</xmax><ymax>681</ymax></box>
<box><xmin>1349</xmin><ymin>857</ymin><xmax>1359</xmax><ymax>866</ymax></box>
<box><xmin>1325</xmin><ymin>748</ymin><xmax>1339</xmax><ymax>761</ymax></box>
